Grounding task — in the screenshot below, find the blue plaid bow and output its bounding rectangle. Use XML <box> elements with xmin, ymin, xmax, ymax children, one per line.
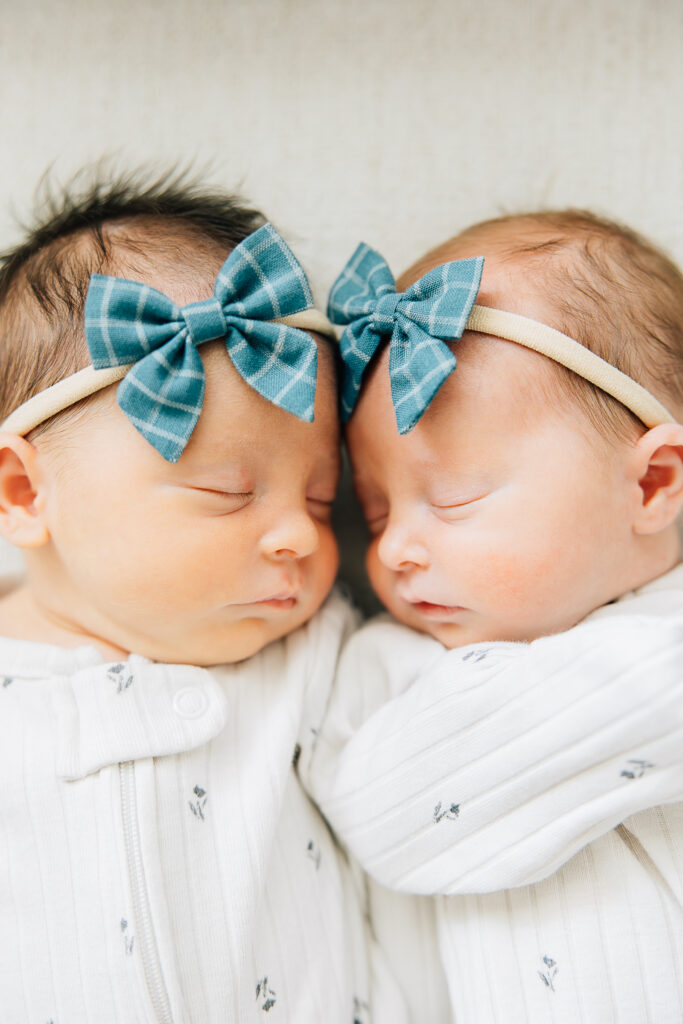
<box><xmin>328</xmin><ymin>244</ymin><xmax>484</xmax><ymax>433</ymax></box>
<box><xmin>84</xmin><ymin>223</ymin><xmax>318</xmax><ymax>461</ymax></box>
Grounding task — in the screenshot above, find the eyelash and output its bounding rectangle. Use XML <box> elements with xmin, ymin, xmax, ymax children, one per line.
<box><xmin>432</xmin><ymin>495</ymin><xmax>485</xmax><ymax>511</ymax></box>
<box><xmin>195</xmin><ymin>489</ymin><xmax>336</xmax><ymax>524</ymax></box>
<box><xmin>194</xmin><ymin>488</ymin><xmax>254</xmax><ymax>511</ymax></box>
<box><xmin>365</xmin><ymin>512</ymin><xmax>388</xmax><ymax>535</ymax></box>
<box><xmin>362</xmin><ymin>496</ymin><xmax>484</xmax><ymax>533</ymax></box>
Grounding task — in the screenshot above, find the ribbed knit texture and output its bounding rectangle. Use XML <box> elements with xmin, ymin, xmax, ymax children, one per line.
<box><xmin>0</xmin><ymin>592</ymin><xmax>412</xmax><ymax>1024</ymax></box>
<box><xmin>309</xmin><ymin>565</ymin><xmax>683</xmax><ymax>1023</ymax></box>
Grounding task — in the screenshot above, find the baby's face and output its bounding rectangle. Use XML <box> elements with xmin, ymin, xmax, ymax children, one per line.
<box><xmin>347</xmin><ymin>241</ymin><xmax>639</xmax><ymax>647</ymax></box>
<box><xmin>38</xmin><ymin>339</ymin><xmax>340</xmax><ymax>664</ymax></box>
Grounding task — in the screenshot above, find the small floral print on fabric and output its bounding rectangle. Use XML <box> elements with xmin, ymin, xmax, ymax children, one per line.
<box><xmin>434</xmin><ymin>801</ymin><xmax>460</xmax><ymax>823</ymax></box>
<box><xmin>353</xmin><ymin>995</ymin><xmax>370</xmax><ymax>1024</ymax></box>
<box><xmin>120</xmin><ymin>917</ymin><xmax>135</xmax><ymax>956</ymax></box>
<box><xmin>189</xmin><ymin>785</ymin><xmax>208</xmax><ymax>820</ymax></box>
<box><xmin>462</xmin><ymin>649</ymin><xmax>490</xmax><ymax>663</ymax></box>
<box><xmin>538</xmin><ymin>955</ymin><xmax>558</xmax><ymax>992</ymax></box>
<box><xmin>307</xmin><ymin>839</ymin><xmax>321</xmax><ymax>869</ymax></box>
<box><xmin>620</xmin><ymin>758</ymin><xmax>655</xmax><ymax>779</ymax></box>
<box><xmin>107</xmin><ymin>664</ymin><xmax>134</xmax><ymax>693</ymax></box>
<box><xmin>1</xmin><ymin>676</ymin><xmax>13</xmax><ymax>687</ymax></box>
<box><xmin>256</xmin><ymin>976</ymin><xmax>277</xmax><ymax>1012</ymax></box>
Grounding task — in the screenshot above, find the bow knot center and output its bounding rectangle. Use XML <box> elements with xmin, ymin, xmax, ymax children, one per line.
<box><xmin>372</xmin><ymin>292</ymin><xmax>403</xmax><ymax>333</ymax></box>
<box><xmin>181</xmin><ymin>297</ymin><xmax>228</xmax><ymax>345</ymax></box>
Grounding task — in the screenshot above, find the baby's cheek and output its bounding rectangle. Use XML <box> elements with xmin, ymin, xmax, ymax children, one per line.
<box><xmin>365</xmin><ymin>542</ymin><xmax>395</xmax><ymax>608</ymax></box>
<box><xmin>314</xmin><ymin>526</ymin><xmax>339</xmax><ymax>596</ymax></box>
<box><xmin>469</xmin><ymin>540</ymin><xmax>562</xmax><ymax>617</ymax></box>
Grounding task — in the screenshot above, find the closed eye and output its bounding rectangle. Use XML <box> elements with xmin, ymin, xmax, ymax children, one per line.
<box><xmin>307</xmin><ymin>497</ymin><xmax>335</xmax><ymax>522</ymax></box>
<box><xmin>364</xmin><ymin>512</ymin><xmax>388</xmax><ymax>535</ymax></box>
<box><xmin>431</xmin><ymin>494</ymin><xmax>488</xmax><ymax>519</ymax></box>
<box><xmin>191</xmin><ymin>487</ymin><xmax>253</xmax><ymax>513</ymax></box>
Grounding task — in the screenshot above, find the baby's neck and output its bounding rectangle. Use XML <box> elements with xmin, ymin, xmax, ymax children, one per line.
<box><xmin>0</xmin><ymin>585</ymin><xmax>130</xmax><ymax>659</ymax></box>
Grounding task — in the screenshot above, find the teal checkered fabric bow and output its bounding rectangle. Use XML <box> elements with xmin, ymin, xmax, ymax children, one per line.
<box><xmin>85</xmin><ymin>223</ymin><xmax>318</xmax><ymax>461</ymax></box>
<box><xmin>328</xmin><ymin>244</ymin><xmax>484</xmax><ymax>433</ymax></box>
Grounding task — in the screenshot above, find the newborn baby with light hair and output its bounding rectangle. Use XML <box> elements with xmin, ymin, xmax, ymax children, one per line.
<box><xmin>307</xmin><ymin>209</ymin><xmax>683</xmax><ymax>1024</ymax></box>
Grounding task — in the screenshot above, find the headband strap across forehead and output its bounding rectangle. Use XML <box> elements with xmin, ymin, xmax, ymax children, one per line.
<box><xmin>328</xmin><ymin>244</ymin><xmax>676</xmax><ymax>433</ymax></box>
<box><xmin>1</xmin><ymin>223</ymin><xmax>336</xmax><ymax>462</ymax></box>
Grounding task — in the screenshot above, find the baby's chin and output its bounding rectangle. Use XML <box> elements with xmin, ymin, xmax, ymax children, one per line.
<box><xmin>122</xmin><ymin>606</ymin><xmax>321</xmax><ymax>666</ymax></box>
<box><xmin>383</xmin><ymin>597</ymin><xmax>584</xmax><ymax>649</ymax></box>
<box><xmin>396</xmin><ymin>614</ymin><xmax>487</xmax><ymax>649</ymax></box>
<box><xmin>377</xmin><ymin>593</ymin><xmax>506</xmax><ymax>649</ymax></box>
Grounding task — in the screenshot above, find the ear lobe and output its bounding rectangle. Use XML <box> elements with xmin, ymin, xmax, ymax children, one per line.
<box><xmin>0</xmin><ymin>433</ymin><xmax>50</xmax><ymax>547</ymax></box>
<box><xmin>632</xmin><ymin>423</ymin><xmax>683</xmax><ymax>535</ymax></box>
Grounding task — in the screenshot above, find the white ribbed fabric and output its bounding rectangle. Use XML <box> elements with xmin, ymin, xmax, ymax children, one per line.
<box><xmin>0</xmin><ymin>591</ymin><xmax>412</xmax><ymax>1024</ymax></box>
<box><xmin>309</xmin><ymin>565</ymin><xmax>683</xmax><ymax>1023</ymax></box>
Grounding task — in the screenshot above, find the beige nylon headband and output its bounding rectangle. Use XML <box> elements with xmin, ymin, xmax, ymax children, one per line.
<box><xmin>1</xmin><ymin>304</ymin><xmax>676</xmax><ymax>437</ymax></box>
<box><xmin>466</xmin><ymin>306</ymin><xmax>676</xmax><ymax>427</ymax></box>
<box><xmin>0</xmin><ymin>309</ymin><xmax>336</xmax><ymax>436</ymax></box>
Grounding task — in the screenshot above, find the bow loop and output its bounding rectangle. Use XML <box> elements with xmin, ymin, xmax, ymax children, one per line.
<box><xmin>214</xmin><ymin>222</ymin><xmax>313</xmax><ymax>321</ymax></box>
<box><xmin>86</xmin><ymin>277</ymin><xmax>184</xmax><ymax>367</ymax></box>
<box><xmin>328</xmin><ymin>242</ymin><xmax>397</xmax><ymax>323</ymax></box>
<box><xmin>84</xmin><ymin>224</ymin><xmax>319</xmax><ymax>462</ymax></box>
<box><xmin>328</xmin><ymin>246</ymin><xmax>484</xmax><ymax>433</ymax></box>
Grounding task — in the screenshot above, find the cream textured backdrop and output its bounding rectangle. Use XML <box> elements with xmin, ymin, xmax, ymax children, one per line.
<box><xmin>0</xmin><ymin>0</ymin><xmax>682</xmax><ymax>599</ymax></box>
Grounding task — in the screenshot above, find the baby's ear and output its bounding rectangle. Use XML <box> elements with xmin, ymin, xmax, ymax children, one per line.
<box><xmin>0</xmin><ymin>434</ymin><xmax>50</xmax><ymax>547</ymax></box>
<box><xmin>631</xmin><ymin>423</ymin><xmax>683</xmax><ymax>535</ymax></box>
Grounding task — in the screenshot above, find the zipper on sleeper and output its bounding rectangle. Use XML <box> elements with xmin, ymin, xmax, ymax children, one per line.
<box><xmin>119</xmin><ymin>760</ymin><xmax>174</xmax><ymax>1024</ymax></box>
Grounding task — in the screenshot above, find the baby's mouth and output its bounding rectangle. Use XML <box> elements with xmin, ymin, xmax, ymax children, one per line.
<box><xmin>249</xmin><ymin>592</ymin><xmax>299</xmax><ymax>609</ymax></box>
<box><xmin>408</xmin><ymin>599</ymin><xmax>467</xmax><ymax>620</ymax></box>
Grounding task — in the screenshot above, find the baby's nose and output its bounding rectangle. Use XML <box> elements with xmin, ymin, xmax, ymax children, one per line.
<box><xmin>377</xmin><ymin>519</ymin><xmax>430</xmax><ymax>571</ymax></box>
<box><xmin>260</xmin><ymin>508</ymin><xmax>319</xmax><ymax>561</ymax></box>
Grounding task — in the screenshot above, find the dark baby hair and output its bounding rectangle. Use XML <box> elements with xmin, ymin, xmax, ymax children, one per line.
<box><xmin>0</xmin><ymin>167</ymin><xmax>266</xmax><ymax>436</ymax></box>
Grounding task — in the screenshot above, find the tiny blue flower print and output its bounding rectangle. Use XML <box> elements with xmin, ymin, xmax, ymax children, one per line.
<box><xmin>537</xmin><ymin>955</ymin><xmax>558</xmax><ymax>991</ymax></box>
<box><xmin>1</xmin><ymin>676</ymin><xmax>13</xmax><ymax>687</ymax></box>
<box><xmin>189</xmin><ymin>785</ymin><xmax>208</xmax><ymax>820</ymax></box>
<box><xmin>108</xmin><ymin>664</ymin><xmax>134</xmax><ymax>693</ymax></box>
<box><xmin>462</xmin><ymin>649</ymin><xmax>490</xmax><ymax>663</ymax></box>
<box><xmin>307</xmin><ymin>839</ymin><xmax>321</xmax><ymax>869</ymax></box>
<box><xmin>353</xmin><ymin>995</ymin><xmax>370</xmax><ymax>1024</ymax></box>
<box><xmin>256</xmin><ymin>976</ymin><xmax>277</xmax><ymax>1012</ymax></box>
<box><xmin>120</xmin><ymin>917</ymin><xmax>134</xmax><ymax>956</ymax></box>
<box><xmin>434</xmin><ymin>801</ymin><xmax>460</xmax><ymax>823</ymax></box>
<box><xmin>620</xmin><ymin>758</ymin><xmax>655</xmax><ymax>780</ymax></box>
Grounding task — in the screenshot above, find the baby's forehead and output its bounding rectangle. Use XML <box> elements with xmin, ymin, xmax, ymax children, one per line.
<box><xmin>400</xmin><ymin>221</ymin><xmax>539</xmax><ymax>278</ymax></box>
<box><xmin>398</xmin><ymin>222</ymin><xmax>562</xmax><ymax>326</ymax></box>
<box><xmin>362</xmin><ymin>327</ymin><xmax>568</xmax><ymax>443</ymax></box>
<box><xmin>103</xmin><ymin>220</ymin><xmax>230</xmax><ymax>308</ymax></box>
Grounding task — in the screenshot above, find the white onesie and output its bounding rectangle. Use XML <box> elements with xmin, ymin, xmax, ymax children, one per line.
<box><xmin>309</xmin><ymin>565</ymin><xmax>683</xmax><ymax>1023</ymax></box>
<box><xmin>0</xmin><ymin>591</ymin><xmax>413</xmax><ymax>1024</ymax></box>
